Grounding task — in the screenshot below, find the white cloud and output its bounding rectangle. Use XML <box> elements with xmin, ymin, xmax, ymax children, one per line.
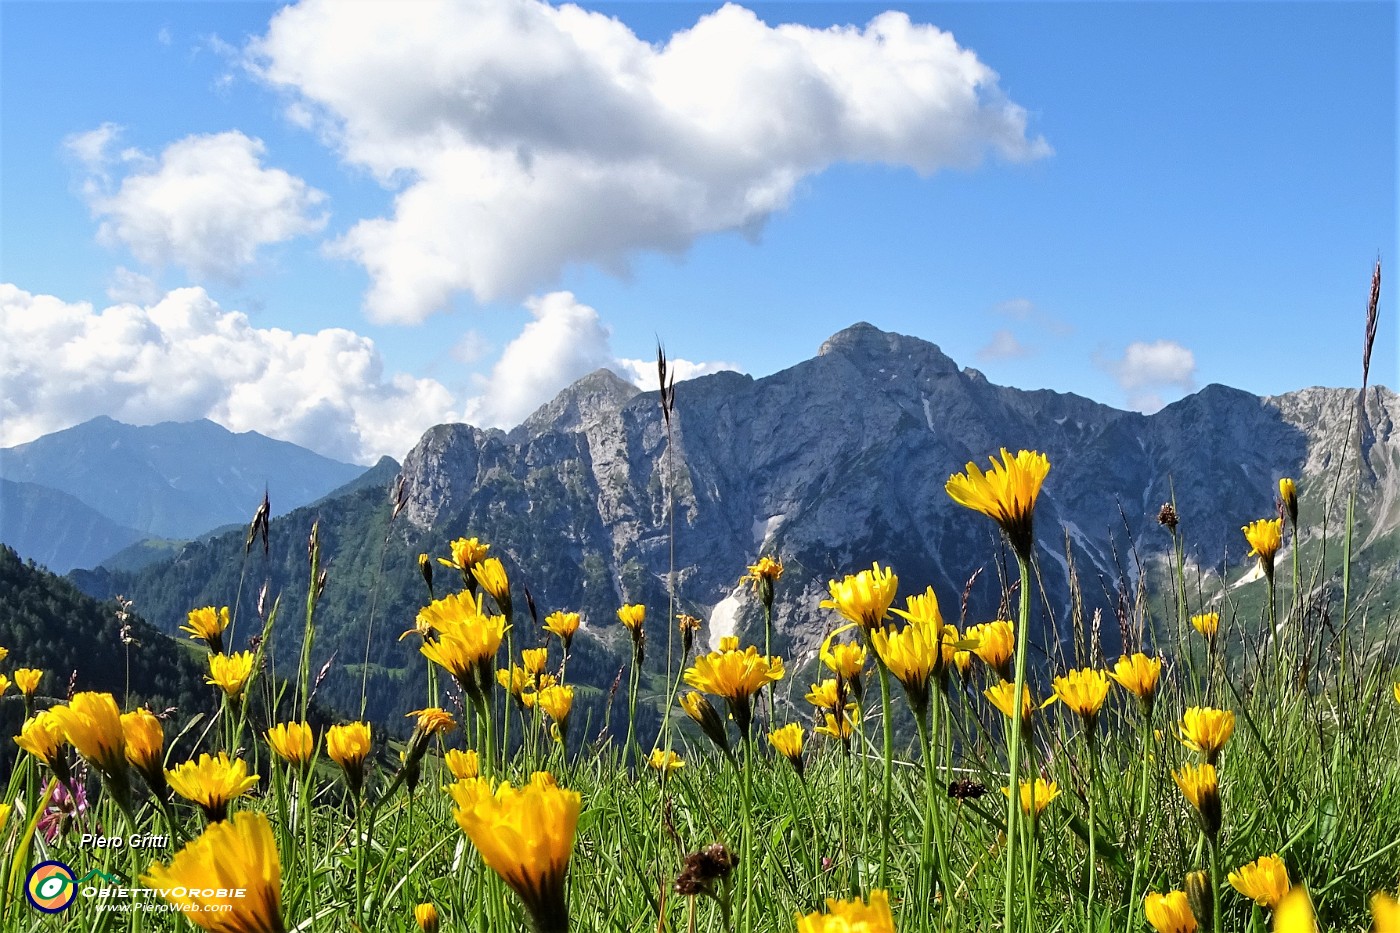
<box><xmin>1102</xmin><ymin>339</ymin><xmax>1197</xmax><ymax>412</ymax></box>
<box><xmin>977</xmin><ymin>328</ymin><xmax>1031</xmax><ymax>361</ymax></box>
<box><xmin>994</xmin><ymin>298</ymin><xmax>1036</xmax><ymax>320</ymax></box>
<box><xmin>461</xmin><ymin>291</ymin><xmax>740</xmax><ymax>428</ymax></box>
<box><xmin>105</xmin><ymin>266</ymin><xmax>162</xmax><ymax>305</ymax></box>
<box><xmin>0</xmin><ymin>283</ymin><xmax>454</xmax><ymax>464</ymax></box>
<box><xmin>69</xmin><ymin>128</ymin><xmax>327</xmax><ymax>282</ymax></box>
<box><xmin>250</xmin><ymin>0</ymin><xmax>1050</xmax><ymax>322</ymax></box>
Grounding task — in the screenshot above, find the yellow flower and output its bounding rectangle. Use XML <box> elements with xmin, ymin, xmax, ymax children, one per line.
<box><xmin>166</xmin><ymin>753</ymin><xmax>259</xmax><ymax>822</ymax></box>
<box><xmin>680</xmin><ymin>691</ymin><xmax>731</xmax><ymax>754</ymax></box>
<box><xmin>472</xmin><ymin>557</ymin><xmax>512</xmax><ymax>615</ymax></box>
<box><xmin>419</xmin><ymin>592</ymin><xmax>507</xmax><ymax>699</ymax></box>
<box><xmin>1002</xmin><ymin>778</ymin><xmax>1060</xmax><ymax>818</ymax></box>
<box><xmin>945</xmin><ymin>448</ymin><xmax>1050</xmax><ymax>558</ymax></box>
<box><xmin>182</xmin><ymin>606</ymin><xmax>231</xmax><ymax>652</ymax></box>
<box><xmin>407</xmin><ymin>707</ymin><xmax>456</xmax><ymax>736</ymax></box>
<box><xmin>452</xmin><ymin>772</ymin><xmax>580</xmax><ymax>933</ymax></box>
<box><xmin>984</xmin><ymin>680</ymin><xmax>1037</xmax><ymax>723</ymax></box>
<box><xmin>1144</xmin><ymin>891</ymin><xmax>1198</xmax><ymax>933</ymax></box>
<box><xmin>806</xmin><ymin>678</ymin><xmax>843</xmax><ymax>712</ymax></box>
<box><xmin>0</xmin><ymin>646</ymin><xmax>6</xmax><ymax>663</ymax></box>
<box><xmin>1228</xmin><ymin>854</ymin><xmax>1290</xmax><ymax>909</ymax></box>
<box><xmin>969</xmin><ymin>620</ymin><xmax>1016</xmax><ymax>680</ymax></box>
<box><xmin>870</xmin><ymin>621</ymin><xmax>940</xmax><ymax>714</ymax></box>
<box><xmin>1371</xmin><ymin>892</ymin><xmax>1398</xmax><ymax>933</ymax></box>
<box><xmin>1173</xmin><ymin>763</ymin><xmax>1222</xmax><ymax>838</ymax></box>
<box><xmin>816</xmin><ymin>706</ymin><xmax>859</xmax><ymax>742</ymax></box>
<box><xmin>142</xmin><ymin>811</ymin><xmax>284</xmax><ymax>933</ymax></box>
<box><xmin>498</xmin><ymin>664</ymin><xmax>532</xmax><ymax>701</ymax></box>
<box><xmin>522</xmin><ymin>647</ymin><xmax>549</xmax><ymax>677</ymax></box>
<box><xmin>821</xmin><ymin>640</ymin><xmax>867</xmax><ymax>683</ymax></box>
<box><xmin>821</xmin><ymin>563</ymin><xmax>898</xmax><ymax>631</ymax></box>
<box><xmin>1243</xmin><ymin>518</ymin><xmax>1284</xmax><ymax>577</ymax></box>
<box><xmin>1178</xmin><ymin>707</ymin><xmax>1236</xmax><ymax>763</ymax></box>
<box><xmin>265</xmin><ymin>722</ymin><xmax>315</xmax><ymax>767</ymax></box>
<box><xmin>48</xmin><ymin>691</ymin><xmax>126</xmax><ymax>778</ymax></box>
<box><xmin>795</xmin><ymin>889</ymin><xmax>895</xmax><ymax>933</ymax></box>
<box><xmin>206</xmin><ymin>651</ymin><xmax>256</xmax><ymax>701</ymax></box>
<box><xmin>415</xmin><ymin>902</ymin><xmax>440</xmax><ymax>933</ymax></box>
<box><xmin>121</xmin><ymin>709</ymin><xmax>164</xmax><ymax>779</ymax></box>
<box><xmin>1392</xmin><ymin>681</ymin><xmax>1400</xmax><ymax>707</ymax></box>
<box><xmin>1191</xmin><ymin>612</ymin><xmax>1220</xmax><ymax>640</ymax></box>
<box><xmin>1274</xmin><ymin>886</ymin><xmax>1317</xmax><ymax>933</ymax></box>
<box><xmin>543</xmin><ymin>610</ymin><xmax>580</xmax><ymax>650</ymax></box>
<box><xmin>0</xmin><ymin>802</ymin><xmax>9</xmax><ymax>835</ymax></box>
<box><xmin>14</xmin><ymin>711</ymin><xmax>67</xmax><ymax>771</ymax></box>
<box><xmin>717</xmin><ymin>635</ymin><xmax>739</xmax><ymax>652</ymax></box>
<box><xmin>537</xmin><ymin>685</ymin><xmax>574</xmax><ymax>739</ymax></box>
<box><xmin>445</xmin><ymin>748</ymin><xmax>480</xmax><ymax>781</ymax></box>
<box><xmin>742</xmin><ymin>555</ymin><xmax>784</xmax><ymax>608</ymax></box>
<box><xmin>1279</xmin><ymin>478</ymin><xmax>1298</xmax><ymax>525</ymax></box>
<box><xmin>13</xmin><ymin>668</ymin><xmax>42</xmax><ymax>698</ymax></box>
<box><xmin>684</xmin><ymin>646</ymin><xmax>784</xmax><ymax>736</ymax></box>
<box><xmin>438</xmin><ymin>536</ymin><xmax>490</xmax><ymax>572</ymax></box>
<box><xmin>617</xmin><ymin>603</ymin><xmax>646</xmax><ymax>632</ymax></box>
<box><xmin>1051</xmin><ymin>668</ymin><xmax>1110</xmax><ymax>727</ymax></box>
<box><xmin>648</xmin><ymin>749</ymin><xmax>684</xmax><ymax>773</ymax></box>
<box><xmin>0</xmin><ymin>674</ymin><xmax>9</xmax><ymax>696</ymax></box>
<box><xmin>677</xmin><ymin>614</ymin><xmax>703</xmax><ymax>634</ymax></box>
<box><xmin>326</xmin><ymin>722</ymin><xmax>373</xmax><ymax>796</ymax></box>
<box><xmin>1109</xmin><ymin>653</ymin><xmax>1163</xmax><ymax>709</ymax></box>
<box><xmin>768</xmin><ymin>723</ymin><xmax>805</xmax><ymax>771</ymax></box>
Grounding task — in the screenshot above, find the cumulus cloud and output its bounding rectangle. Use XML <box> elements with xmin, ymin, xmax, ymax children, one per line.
<box><xmin>461</xmin><ymin>291</ymin><xmax>740</xmax><ymax>428</ymax></box>
<box><xmin>0</xmin><ymin>283</ymin><xmax>454</xmax><ymax>463</ymax></box>
<box><xmin>977</xmin><ymin>328</ymin><xmax>1031</xmax><ymax>361</ymax></box>
<box><xmin>249</xmin><ymin>0</ymin><xmax>1050</xmax><ymax>322</ymax></box>
<box><xmin>67</xmin><ymin>127</ymin><xmax>326</xmax><ymax>282</ymax></box>
<box><xmin>1101</xmin><ymin>339</ymin><xmax>1197</xmax><ymax>412</ymax></box>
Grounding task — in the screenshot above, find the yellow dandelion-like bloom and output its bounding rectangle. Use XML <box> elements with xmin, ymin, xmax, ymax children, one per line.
<box><xmin>1242</xmin><ymin>518</ymin><xmax>1284</xmax><ymax>577</ymax></box>
<box><xmin>816</xmin><ymin>706</ymin><xmax>859</xmax><ymax>742</ymax></box>
<box><xmin>537</xmin><ymin>685</ymin><xmax>574</xmax><ymax>739</ymax></box>
<box><xmin>48</xmin><ymin>691</ymin><xmax>126</xmax><ymax>778</ymax></box>
<box><xmin>1109</xmin><ymin>653</ymin><xmax>1163</xmax><ymax>709</ymax></box>
<box><xmin>326</xmin><ymin>722</ymin><xmax>372</xmax><ymax>796</ymax></box>
<box><xmin>1274</xmin><ymin>886</ymin><xmax>1317</xmax><ymax>933</ymax></box>
<box><xmin>0</xmin><ymin>802</ymin><xmax>9</xmax><ymax>835</ymax></box>
<box><xmin>1002</xmin><ymin>778</ymin><xmax>1060</xmax><ymax>818</ymax></box>
<box><xmin>0</xmin><ymin>646</ymin><xmax>6</xmax><ymax>663</ymax></box>
<box><xmin>1392</xmin><ymin>681</ymin><xmax>1400</xmax><ymax>706</ymax></box>
<box><xmin>677</xmin><ymin>614</ymin><xmax>703</xmax><ymax>634</ymax></box>
<box><xmin>438</xmin><ymin>536</ymin><xmax>490</xmax><ymax>572</ymax></box>
<box><xmin>984</xmin><ymin>679</ymin><xmax>1037</xmax><ymax>723</ymax></box>
<box><xmin>617</xmin><ymin>603</ymin><xmax>646</xmax><ymax>632</ymax></box>
<box><xmin>1229</xmin><ymin>854</ymin><xmax>1290</xmax><ymax>909</ymax></box>
<box><xmin>445</xmin><ymin>748</ymin><xmax>480</xmax><ymax>781</ymax></box>
<box><xmin>1191</xmin><ymin>612</ymin><xmax>1220</xmax><ymax>640</ymax></box>
<box><xmin>1051</xmin><ymin>668</ymin><xmax>1111</xmax><ymax>728</ymax></box>
<box><xmin>870</xmin><ymin>621</ymin><xmax>940</xmax><ymax>714</ymax></box>
<box><xmin>945</xmin><ymin>448</ymin><xmax>1050</xmax><ymax>558</ymax></box>
<box><xmin>452</xmin><ymin>772</ymin><xmax>580</xmax><ymax>933</ymax></box>
<box><xmin>821</xmin><ymin>639</ymin><xmax>867</xmax><ymax>683</ymax></box>
<box><xmin>889</xmin><ymin>585</ymin><xmax>944</xmax><ymax>634</ymax></box>
<box><xmin>743</xmin><ymin>555</ymin><xmax>785</xmax><ymax>586</ymax></box>
<box><xmin>543</xmin><ymin>610</ymin><xmax>580</xmax><ymax>650</ymax></box>
<box><xmin>795</xmin><ymin>889</ymin><xmax>895</xmax><ymax>933</ymax></box>
<box><xmin>407</xmin><ymin>707</ymin><xmax>456</xmax><ymax>736</ymax></box>
<box><xmin>121</xmin><ymin>708</ymin><xmax>164</xmax><ymax>779</ymax></box>
<box><xmin>206</xmin><ymin>651</ymin><xmax>256</xmax><ymax>701</ymax></box>
<box><xmin>1178</xmin><ymin>707</ymin><xmax>1235</xmax><ymax>763</ymax></box>
<box><xmin>969</xmin><ymin>620</ymin><xmax>1016</xmax><ymax>680</ymax></box>
<box><xmin>14</xmin><ymin>668</ymin><xmax>42</xmax><ymax>698</ymax></box>
<box><xmin>768</xmin><ymin>723</ymin><xmax>805</xmax><ymax>770</ymax></box>
<box><xmin>414</xmin><ymin>902</ymin><xmax>440</xmax><ymax>933</ymax></box>
<box><xmin>647</xmin><ymin>749</ymin><xmax>685</xmax><ymax>773</ymax></box>
<box><xmin>1279</xmin><ymin>478</ymin><xmax>1298</xmax><ymax>526</ymax></box>
<box><xmin>684</xmin><ymin>646</ymin><xmax>784</xmax><ymax>737</ymax></box>
<box><xmin>679</xmin><ymin>691</ymin><xmax>731</xmax><ymax>755</ymax></box>
<box><xmin>498</xmin><ymin>664</ymin><xmax>532</xmax><ymax>700</ymax></box>
<box><xmin>14</xmin><ymin>711</ymin><xmax>67</xmax><ymax>771</ymax></box>
<box><xmin>718</xmin><ymin>635</ymin><xmax>740</xmax><ymax>652</ymax></box>
<box><xmin>1173</xmin><ymin>763</ymin><xmax>1222</xmax><ymax>838</ymax></box>
<box><xmin>182</xmin><ymin>606</ymin><xmax>230</xmax><ymax>652</ymax></box>
<box><xmin>1371</xmin><ymin>892</ymin><xmax>1398</xmax><ymax>933</ymax></box>
<box><xmin>419</xmin><ymin>593</ymin><xmax>507</xmax><ymax>697</ymax></box>
<box><xmin>166</xmin><ymin>753</ymin><xmax>259</xmax><ymax>822</ymax></box>
<box><xmin>522</xmin><ymin>647</ymin><xmax>549</xmax><ymax>677</ymax></box>
<box><xmin>0</xmin><ymin>674</ymin><xmax>9</xmax><ymax>697</ymax></box>
<box><xmin>142</xmin><ymin>811</ymin><xmax>284</xmax><ymax>933</ymax></box>
<box><xmin>806</xmin><ymin>678</ymin><xmax>843</xmax><ymax>712</ymax></box>
<box><xmin>821</xmin><ymin>563</ymin><xmax>898</xmax><ymax>631</ymax></box>
<box><xmin>472</xmin><ymin>557</ymin><xmax>512</xmax><ymax>613</ymax></box>
<box><xmin>265</xmin><ymin>722</ymin><xmax>315</xmax><ymax>768</ymax></box>
<box><xmin>1144</xmin><ymin>891</ymin><xmax>1198</xmax><ymax>933</ymax></box>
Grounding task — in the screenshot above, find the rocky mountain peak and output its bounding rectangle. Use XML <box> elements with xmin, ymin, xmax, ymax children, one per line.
<box><xmin>816</xmin><ymin>322</ymin><xmax>959</xmax><ymax>374</ymax></box>
<box><xmin>511</xmin><ymin>368</ymin><xmax>642</xmax><ymax>442</ymax></box>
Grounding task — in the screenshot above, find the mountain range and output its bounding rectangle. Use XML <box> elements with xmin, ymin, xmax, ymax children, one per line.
<box><xmin>71</xmin><ymin>323</ymin><xmax>1400</xmax><ymax>729</ymax></box>
<box><xmin>0</xmin><ymin>416</ymin><xmax>369</xmax><ymax>572</ymax></box>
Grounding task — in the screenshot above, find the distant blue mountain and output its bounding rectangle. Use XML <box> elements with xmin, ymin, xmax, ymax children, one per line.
<box><xmin>0</xmin><ymin>479</ymin><xmax>146</xmax><ymax>573</ymax></box>
<box><xmin>0</xmin><ymin>417</ymin><xmax>367</xmax><ymax>565</ymax></box>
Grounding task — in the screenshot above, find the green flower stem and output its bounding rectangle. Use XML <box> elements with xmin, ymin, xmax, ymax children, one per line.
<box><xmin>1125</xmin><ymin>707</ymin><xmax>1155</xmax><ymax>933</ymax></box>
<box><xmin>1209</xmin><ymin>838</ymin><xmax>1224</xmax><ymax>933</ymax></box>
<box><xmin>623</xmin><ymin>649</ymin><xmax>640</xmax><ymax>769</ymax></box>
<box><xmin>739</xmin><ymin>732</ymin><xmax>755</xmax><ymax>933</ymax></box>
<box><xmin>1001</xmin><ymin>553</ymin><xmax>1033</xmax><ymax>933</ymax></box>
<box><xmin>871</xmin><ymin>645</ymin><xmax>896</xmax><ymax>890</ymax></box>
<box><xmin>1084</xmin><ymin>732</ymin><xmax>1099</xmax><ymax>933</ymax></box>
<box><xmin>916</xmin><ymin>701</ymin><xmax>953</xmax><ymax>930</ymax></box>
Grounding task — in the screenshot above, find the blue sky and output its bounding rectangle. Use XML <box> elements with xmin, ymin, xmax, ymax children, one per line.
<box><xmin>1</xmin><ymin>1</ymin><xmax>1394</xmax><ymax>464</ymax></box>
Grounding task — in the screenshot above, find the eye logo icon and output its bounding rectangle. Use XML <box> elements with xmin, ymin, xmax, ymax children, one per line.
<box><xmin>26</xmin><ymin>860</ymin><xmax>77</xmax><ymax>912</ymax></box>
